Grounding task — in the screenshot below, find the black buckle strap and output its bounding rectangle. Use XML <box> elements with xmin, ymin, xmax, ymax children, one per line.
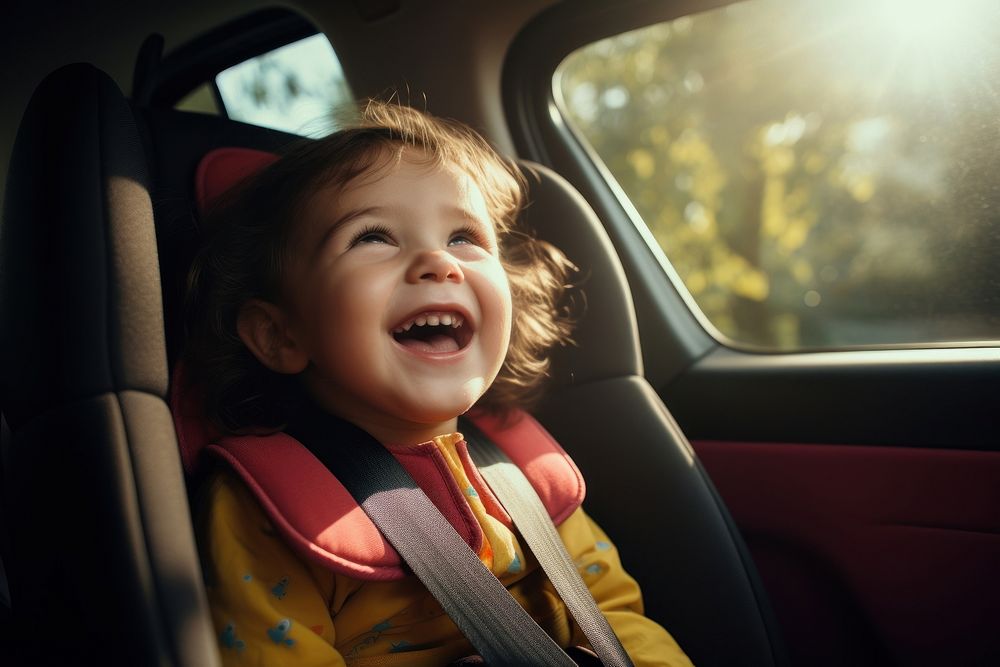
<box><xmin>287</xmin><ymin>410</ymin><xmax>577</xmax><ymax>667</ymax></box>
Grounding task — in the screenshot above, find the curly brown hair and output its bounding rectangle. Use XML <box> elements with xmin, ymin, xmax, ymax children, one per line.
<box><xmin>185</xmin><ymin>100</ymin><xmax>575</xmax><ymax>433</ymax></box>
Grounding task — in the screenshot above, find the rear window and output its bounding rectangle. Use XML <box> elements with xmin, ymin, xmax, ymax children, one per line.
<box><xmin>556</xmin><ymin>0</ymin><xmax>1000</xmax><ymax>351</ymax></box>
<box><xmin>176</xmin><ymin>33</ymin><xmax>352</xmax><ymax>137</ymax></box>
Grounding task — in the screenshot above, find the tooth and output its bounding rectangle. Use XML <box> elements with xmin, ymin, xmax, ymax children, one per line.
<box><xmin>403</xmin><ymin>321</ymin><xmax>413</xmax><ymax>331</ymax></box>
<box><xmin>392</xmin><ymin>327</ymin><xmax>403</xmax><ymax>334</ymax></box>
<box><xmin>453</xmin><ymin>315</ymin><xmax>464</xmax><ymax>328</ymax></box>
<box><xmin>415</xmin><ymin>316</ymin><xmax>427</xmax><ymax>326</ymax></box>
<box><xmin>427</xmin><ymin>314</ymin><xmax>440</xmax><ymax>326</ymax></box>
<box><xmin>440</xmin><ymin>314</ymin><xmax>453</xmax><ymax>326</ymax></box>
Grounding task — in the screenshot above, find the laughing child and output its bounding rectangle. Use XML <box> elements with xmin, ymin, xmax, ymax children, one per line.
<box><xmin>184</xmin><ymin>100</ymin><xmax>692</xmax><ymax>666</ymax></box>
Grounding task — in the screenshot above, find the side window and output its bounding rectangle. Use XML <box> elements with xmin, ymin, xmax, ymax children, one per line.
<box><xmin>175</xmin><ymin>33</ymin><xmax>353</xmax><ymax>138</ymax></box>
<box><xmin>175</xmin><ymin>83</ymin><xmax>219</xmax><ymax>116</ymax></box>
<box><xmin>556</xmin><ymin>0</ymin><xmax>1000</xmax><ymax>351</ymax></box>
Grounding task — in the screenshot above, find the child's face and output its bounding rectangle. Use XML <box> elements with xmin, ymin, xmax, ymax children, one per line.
<box><xmin>277</xmin><ymin>152</ymin><xmax>512</xmax><ymax>443</ymax></box>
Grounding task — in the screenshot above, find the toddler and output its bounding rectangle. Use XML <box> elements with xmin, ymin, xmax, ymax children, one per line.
<box><xmin>184</xmin><ymin>100</ymin><xmax>692</xmax><ymax>666</ymax></box>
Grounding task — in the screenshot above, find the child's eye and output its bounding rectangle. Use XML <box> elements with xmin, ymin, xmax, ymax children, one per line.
<box><xmin>448</xmin><ymin>225</ymin><xmax>489</xmax><ymax>248</ymax></box>
<box><xmin>348</xmin><ymin>225</ymin><xmax>394</xmax><ymax>248</ymax></box>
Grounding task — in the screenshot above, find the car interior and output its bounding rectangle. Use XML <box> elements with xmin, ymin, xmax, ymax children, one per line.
<box><xmin>1</xmin><ymin>1</ymin><xmax>998</xmax><ymax>666</ymax></box>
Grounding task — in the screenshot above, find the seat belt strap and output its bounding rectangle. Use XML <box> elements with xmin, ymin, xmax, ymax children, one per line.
<box><xmin>462</xmin><ymin>419</ymin><xmax>634</xmax><ymax>667</ymax></box>
<box><xmin>286</xmin><ymin>413</ymin><xmax>577</xmax><ymax>667</ymax></box>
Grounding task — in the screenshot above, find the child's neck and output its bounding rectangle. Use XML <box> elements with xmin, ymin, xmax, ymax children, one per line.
<box><xmin>298</xmin><ymin>377</ymin><xmax>462</xmax><ymax>445</ymax></box>
<box><xmin>354</xmin><ymin>415</ymin><xmax>460</xmax><ymax>447</ymax></box>
<box><xmin>310</xmin><ymin>395</ymin><xmax>459</xmax><ymax>445</ymax></box>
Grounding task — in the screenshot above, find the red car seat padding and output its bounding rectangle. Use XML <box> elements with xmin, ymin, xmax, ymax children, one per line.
<box><xmin>194</xmin><ymin>146</ymin><xmax>278</xmax><ymax>213</ymax></box>
<box><xmin>201</xmin><ymin>410</ymin><xmax>585</xmax><ymax>580</ymax></box>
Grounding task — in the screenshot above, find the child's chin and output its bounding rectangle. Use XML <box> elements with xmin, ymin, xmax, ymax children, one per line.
<box><xmin>409</xmin><ymin>381</ymin><xmax>485</xmax><ymax>413</ymax></box>
<box><xmin>408</xmin><ymin>404</ymin><xmax>474</xmax><ymax>425</ymax></box>
<box><xmin>401</xmin><ymin>398</ymin><xmax>479</xmax><ymax>426</ymax></box>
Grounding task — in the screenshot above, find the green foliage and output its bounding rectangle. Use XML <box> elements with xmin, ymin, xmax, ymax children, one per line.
<box><xmin>559</xmin><ymin>0</ymin><xmax>1000</xmax><ymax>349</ymax></box>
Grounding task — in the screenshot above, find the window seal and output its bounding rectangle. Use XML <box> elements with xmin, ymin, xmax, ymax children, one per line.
<box><xmin>140</xmin><ymin>7</ymin><xmax>318</xmax><ymax>109</ymax></box>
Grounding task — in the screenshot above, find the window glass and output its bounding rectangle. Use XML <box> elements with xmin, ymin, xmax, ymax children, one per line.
<box><xmin>557</xmin><ymin>0</ymin><xmax>1000</xmax><ymax>350</ymax></box>
<box><xmin>175</xmin><ymin>83</ymin><xmax>219</xmax><ymax>115</ymax></box>
<box><xmin>216</xmin><ymin>33</ymin><xmax>353</xmax><ymax>137</ymax></box>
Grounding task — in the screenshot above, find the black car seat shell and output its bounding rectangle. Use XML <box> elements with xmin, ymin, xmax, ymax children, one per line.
<box><xmin>0</xmin><ymin>64</ymin><xmax>218</xmax><ymax>665</ymax></box>
<box><xmin>1</xmin><ymin>63</ymin><xmax>785</xmax><ymax>666</ymax></box>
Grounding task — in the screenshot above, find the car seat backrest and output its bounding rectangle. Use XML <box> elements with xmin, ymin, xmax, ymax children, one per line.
<box><xmin>1</xmin><ymin>66</ymin><xmax>166</xmax><ymax>420</ymax></box>
<box><xmin>0</xmin><ymin>64</ymin><xmax>218</xmax><ymax>666</ymax></box>
<box><xmin>518</xmin><ymin>162</ymin><xmax>643</xmax><ymax>389</ymax></box>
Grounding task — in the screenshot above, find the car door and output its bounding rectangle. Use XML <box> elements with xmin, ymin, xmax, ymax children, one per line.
<box><xmin>502</xmin><ymin>1</ymin><xmax>1000</xmax><ymax>665</ymax></box>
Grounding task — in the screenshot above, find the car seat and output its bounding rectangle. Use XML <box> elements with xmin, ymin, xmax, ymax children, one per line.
<box><xmin>0</xmin><ymin>64</ymin><xmax>217</xmax><ymax>665</ymax></box>
<box><xmin>0</xmin><ymin>63</ymin><xmax>786</xmax><ymax>666</ymax></box>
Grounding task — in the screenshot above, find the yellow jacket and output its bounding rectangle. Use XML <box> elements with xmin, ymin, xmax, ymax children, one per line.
<box><xmin>197</xmin><ymin>433</ymin><xmax>693</xmax><ymax>666</ymax></box>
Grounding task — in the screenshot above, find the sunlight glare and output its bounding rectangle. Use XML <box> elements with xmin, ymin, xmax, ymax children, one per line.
<box><xmin>879</xmin><ymin>0</ymin><xmax>977</xmax><ymax>42</ymax></box>
<box><xmin>871</xmin><ymin>0</ymin><xmax>990</xmax><ymax>67</ymax></box>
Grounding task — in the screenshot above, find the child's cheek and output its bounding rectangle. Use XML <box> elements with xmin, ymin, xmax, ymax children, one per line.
<box><xmin>492</xmin><ymin>270</ymin><xmax>514</xmax><ymax>363</ymax></box>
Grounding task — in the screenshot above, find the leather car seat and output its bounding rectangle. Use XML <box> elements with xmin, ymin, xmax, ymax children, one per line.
<box><xmin>0</xmin><ymin>63</ymin><xmax>786</xmax><ymax>666</ymax></box>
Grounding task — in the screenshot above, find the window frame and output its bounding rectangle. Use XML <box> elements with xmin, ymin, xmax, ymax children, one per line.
<box><xmin>136</xmin><ymin>7</ymin><xmax>320</xmax><ymax>112</ymax></box>
<box><xmin>502</xmin><ymin>0</ymin><xmax>1000</xmax><ymax>449</ymax></box>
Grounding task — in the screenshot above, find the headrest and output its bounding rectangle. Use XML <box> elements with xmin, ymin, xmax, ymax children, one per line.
<box><xmin>512</xmin><ymin>162</ymin><xmax>643</xmax><ymax>387</ymax></box>
<box><xmin>1</xmin><ymin>63</ymin><xmax>168</xmax><ymax>427</ymax></box>
<box><xmin>194</xmin><ymin>147</ymin><xmax>279</xmax><ymax>214</ymax></box>
<box><xmin>173</xmin><ymin>143</ymin><xmax>643</xmax><ymax>468</ymax></box>
<box><xmin>173</xmin><ymin>147</ymin><xmax>280</xmax><ymax>473</ymax></box>
<box><xmin>190</xmin><ymin>146</ymin><xmax>643</xmax><ymax>387</ymax></box>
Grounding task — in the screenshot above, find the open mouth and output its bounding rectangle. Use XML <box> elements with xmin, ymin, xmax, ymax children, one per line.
<box><xmin>390</xmin><ymin>310</ymin><xmax>474</xmax><ymax>354</ymax></box>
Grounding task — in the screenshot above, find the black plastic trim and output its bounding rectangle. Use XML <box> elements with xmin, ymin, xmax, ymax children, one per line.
<box><xmin>665</xmin><ymin>346</ymin><xmax>1000</xmax><ymax>449</ymax></box>
<box><xmin>142</xmin><ymin>7</ymin><xmax>318</xmax><ymax>109</ymax></box>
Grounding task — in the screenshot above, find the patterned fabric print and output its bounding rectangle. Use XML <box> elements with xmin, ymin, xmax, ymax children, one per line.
<box><xmin>432</xmin><ymin>434</ymin><xmax>526</xmax><ymax>576</ymax></box>
<box><xmin>346</xmin><ymin>619</ymin><xmax>393</xmax><ymax>658</ymax></box>
<box><xmin>202</xmin><ymin>472</ymin><xmax>348</xmax><ymax>666</ymax></box>
<box><xmin>267</xmin><ymin>619</ymin><xmax>296</xmax><ymax>646</ymax></box>
<box><xmin>578</xmin><ymin>541</ymin><xmax>612</xmax><ymax>576</ymax></box>
<box><xmin>271</xmin><ymin>576</ymin><xmax>289</xmax><ymax>599</ymax></box>
<box><xmin>220</xmin><ymin>622</ymin><xmax>246</xmax><ymax>652</ymax></box>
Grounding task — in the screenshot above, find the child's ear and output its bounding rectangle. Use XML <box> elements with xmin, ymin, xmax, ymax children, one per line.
<box><xmin>236</xmin><ymin>299</ymin><xmax>310</xmax><ymax>374</ymax></box>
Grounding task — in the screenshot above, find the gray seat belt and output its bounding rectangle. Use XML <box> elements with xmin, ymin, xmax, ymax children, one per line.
<box><xmin>286</xmin><ymin>409</ymin><xmax>578</xmax><ymax>667</ymax></box>
<box><xmin>461</xmin><ymin>418</ymin><xmax>634</xmax><ymax>667</ymax></box>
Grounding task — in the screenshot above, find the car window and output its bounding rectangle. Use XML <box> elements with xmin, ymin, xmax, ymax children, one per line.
<box><xmin>175</xmin><ymin>83</ymin><xmax>220</xmax><ymax>116</ymax></box>
<box><xmin>556</xmin><ymin>0</ymin><xmax>1000</xmax><ymax>351</ymax></box>
<box><xmin>176</xmin><ymin>33</ymin><xmax>353</xmax><ymax>137</ymax></box>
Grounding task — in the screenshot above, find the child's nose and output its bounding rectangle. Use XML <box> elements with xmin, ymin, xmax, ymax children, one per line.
<box><xmin>406</xmin><ymin>249</ymin><xmax>465</xmax><ymax>284</ymax></box>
